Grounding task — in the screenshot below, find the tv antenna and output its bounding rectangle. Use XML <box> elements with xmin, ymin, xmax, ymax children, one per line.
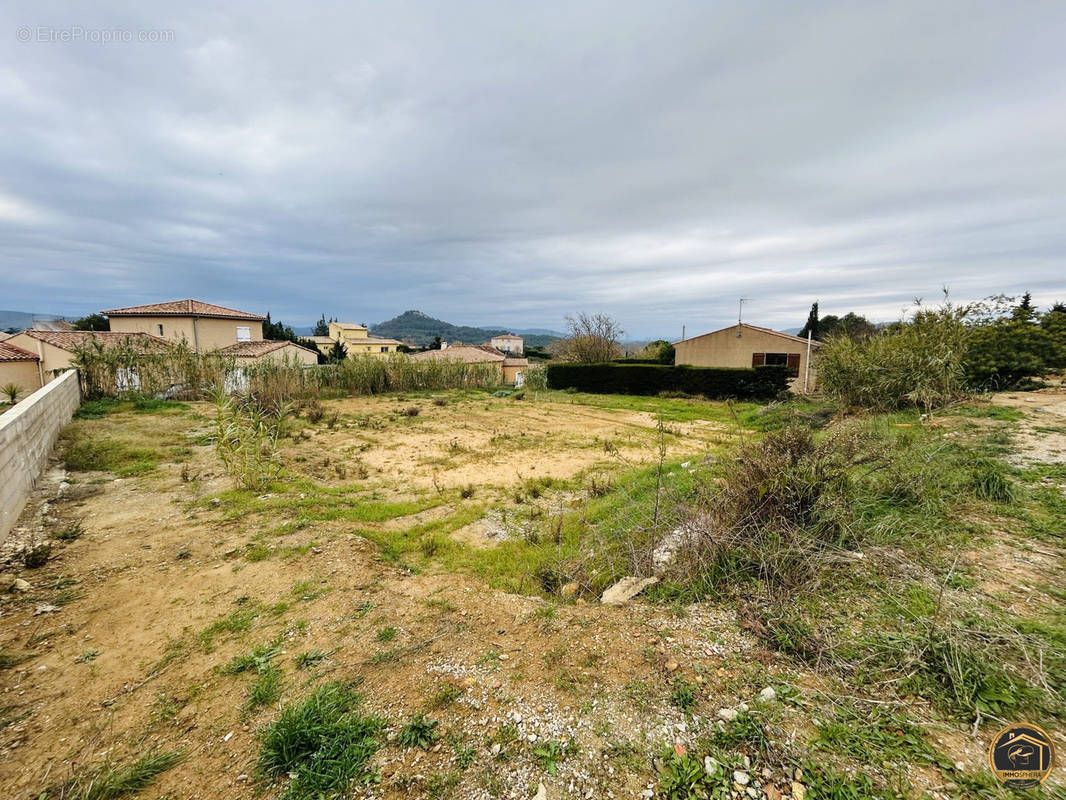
<box><xmin>737</xmin><ymin>298</ymin><xmax>751</xmax><ymax>335</ymax></box>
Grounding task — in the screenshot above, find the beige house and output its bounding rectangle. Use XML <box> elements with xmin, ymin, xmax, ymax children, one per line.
<box><xmin>674</xmin><ymin>323</ymin><xmax>821</xmax><ymax>392</ymax></box>
<box><xmin>309</xmin><ymin>321</ymin><xmax>403</xmax><ymax>359</ymax></box>
<box><xmin>0</xmin><ymin>341</ymin><xmax>43</xmax><ymax>397</ymax></box>
<box><xmin>102</xmin><ymin>299</ymin><xmax>266</xmax><ymax>353</ymax></box>
<box><xmin>220</xmin><ymin>339</ymin><xmax>319</xmax><ymax>366</ymax></box>
<box><xmin>410</xmin><ymin>344</ymin><xmax>529</xmax><ymax>385</ymax></box>
<box><xmin>6</xmin><ymin>330</ymin><xmax>173</xmax><ymax>387</ymax></box>
<box><xmin>489</xmin><ymin>334</ymin><xmax>524</xmax><ymax>355</ymax></box>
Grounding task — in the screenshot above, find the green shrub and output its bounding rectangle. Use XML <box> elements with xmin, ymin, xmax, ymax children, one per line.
<box><xmin>545</xmin><ymin>363</ymin><xmax>788</xmax><ymax>399</ymax></box>
<box><xmin>399</xmin><ymin>713</ymin><xmax>440</xmax><ymax>748</ymax></box>
<box><xmin>818</xmin><ymin>302</ymin><xmax>971</xmax><ymax>411</ymax></box>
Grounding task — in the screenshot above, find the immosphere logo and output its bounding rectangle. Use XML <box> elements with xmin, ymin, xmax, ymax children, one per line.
<box><xmin>988</xmin><ymin>723</ymin><xmax>1056</xmax><ymax>789</ymax></box>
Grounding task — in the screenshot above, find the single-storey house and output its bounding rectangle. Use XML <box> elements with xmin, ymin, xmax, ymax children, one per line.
<box><xmin>0</xmin><ymin>340</ymin><xmax>43</xmax><ymax>397</ymax></box>
<box><xmin>674</xmin><ymin>323</ymin><xmax>821</xmax><ymax>392</ymax></box>
<box><xmin>309</xmin><ymin>321</ymin><xmax>404</xmax><ymax>359</ymax></box>
<box><xmin>219</xmin><ymin>339</ymin><xmax>319</xmax><ymax>366</ymax></box>
<box><xmin>489</xmin><ymin>334</ymin><xmax>524</xmax><ymax>355</ymax></box>
<box><xmin>409</xmin><ymin>344</ymin><xmax>529</xmax><ymax>385</ymax></box>
<box><xmin>101</xmin><ymin>299</ymin><xmax>267</xmax><ymax>353</ymax></box>
<box><xmin>5</xmin><ymin>330</ymin><xmax>173</xmax><ymax>387</ymax></box>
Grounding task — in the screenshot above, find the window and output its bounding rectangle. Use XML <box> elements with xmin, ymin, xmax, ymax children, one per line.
<box><xmin>236</xmin><ymin>326</ymin><xmax>251</xmax><ymax>342</ymax></box>
<box><xmin>752</xmin><ymin>352</ymin><xmax>801</xmax><ymax>376</ymax></box>
<box><xmin>156</xmin><ymin>324</ymin><xmax>164</xmax><ymax>336</ymax></box>
<box><xmin>380</xmin><ymin>346</ymin><xmax>388</xmax><ymax>352</ymax></box>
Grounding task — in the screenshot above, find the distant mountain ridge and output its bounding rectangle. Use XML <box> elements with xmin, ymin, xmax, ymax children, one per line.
<box><xmin>370</xmin><ymin>310</ymin><xmax>560</xmax><ymax>348</ymax></box>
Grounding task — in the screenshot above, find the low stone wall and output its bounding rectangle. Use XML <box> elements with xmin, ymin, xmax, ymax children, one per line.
<box><xmin>0</xmin><ymin>369</ymin><xmax>80</xmax><ymax>541</ymax></box>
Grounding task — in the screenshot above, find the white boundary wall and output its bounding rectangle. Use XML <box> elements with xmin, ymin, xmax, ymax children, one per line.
<box><xmin>0</xmin><ymin>369</ymin><xmax>80</xmax><ymax>540</ymax></box>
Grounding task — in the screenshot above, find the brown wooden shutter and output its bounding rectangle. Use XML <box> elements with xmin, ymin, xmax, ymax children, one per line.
<box><xmin>751</xmin><ymin>353</ymin><xmax>765</xmax><ymax>367</ymax></box>
<box><xmin>787</xmin><ymin>353</ymin><xmax>800</xmax><ymax>376</ymax></box>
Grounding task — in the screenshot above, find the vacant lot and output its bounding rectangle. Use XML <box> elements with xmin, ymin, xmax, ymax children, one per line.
<box><xmin>1</xmin><ymin>388</ymin><xmax>1064</xmax><ymax>799</ymax></box>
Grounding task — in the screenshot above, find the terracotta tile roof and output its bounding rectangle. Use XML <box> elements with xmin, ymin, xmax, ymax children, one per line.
<box><xmin>677</xmin><ymin>323</ymin><xmax>822</xmax><ymax>348</ymax></box>
<box><xmin>218</xmin><ymin>340</ymin><xmax>318</xmax><ymax>358</ymax></box>
<box><xmin>502</xmin><ymin>357</ymin><xmax>530</xmax><ymax>366</ymax></box>
<box><xmin>0</xmin><ymin>341</ymin><xmax>39</xmax><ymax>362</ymax></box>
<box><xmin>101</xmin><ymin>299</ymin><xmax>265</xmax><ymax>321</ymax></box>
<box><xmin>491</xmin><ymin>334</ymin><xmax>523</xmax><ymax>340</ymax></box>
<box><xmin>15</xmin><ymin>330</ymin><xmax>173</xmax><ymax>353</ymax></box>
<box><xmin>410</xmin><ymin>345</ymin><xmax>506</xmax><ymax>363</ymax></box>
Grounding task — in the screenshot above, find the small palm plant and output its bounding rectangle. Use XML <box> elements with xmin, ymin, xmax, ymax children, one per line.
<box><xmin>2</xmin><ymin>383</ymin><xmax>23</xmax><ymax>404</ymax></box>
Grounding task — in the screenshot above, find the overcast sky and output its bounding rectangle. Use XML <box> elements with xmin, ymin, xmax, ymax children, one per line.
<box><xmin>2</xmin><ymin>1</ymin><xmax>1065</xmax><ymax>337</ymax></box>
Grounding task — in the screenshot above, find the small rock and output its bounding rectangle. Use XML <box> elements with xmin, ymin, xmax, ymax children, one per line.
<box><xmin>703</xmin><ymin>756</ymin><xmax>719</xmax><ymax>776</ymax></box>
<box><xmin>13</xmin><ymin>578</ymin><xmax>32</xmax><ymax>592</ymax></box>
<box><xmin>534</xmin><ymin>782</ymin><xmax>547</xmax><ymax>800</ymax></box>
<box><xmin>717</xmin><ymin>708</ymin><xmax>738</xmax><ymax>722</ymax></box>
<box><xmin>236</xmin><ymin>774</ymin><xmax>248</xmax><ymax>782</ymax></box>
<box><xmin>34</xmin><ymin>604</ymin><xmax>59</xmax><ymax>615</ymax></box>
<box><xmin>600</xmin><ymin>576</ymin><xmax>659</xmax><ymax>605</ymax></box>
<box><xmin>490</xmin><ymin>743</ymin><xmax>501</xmax><ymax>756</ymax></box>
<box><xmin>758</xmin><ymin>686</ymin><xmax>776</xmax><ymax>702</ymax></box>
<box><xmin>665</xmin><ymin>660</ymin><xmax>679</xmax><ymax>672</ymax></box>
<box><xmin>0</xmin><ymin>574</ymin><xmax>15</xmax><ymax>592</ymax></box>
<box><xmin>733</xmin><ymin>770</ymin><xmax>750</xmax><ymax>786</ymax></box>
<box><xmin>498</xmin><ymin>653</ymin><xmax>509</xmax><ymax>661</ymax></box>
<box><xmin>765</xmin><ymin>786</ymin><xmax>781</xmax><ymax>800</ymax></box>
<box><xmin>792</xmin><ymin>782</ymin><xmax>807</xmax><ymax>800</ymax></box>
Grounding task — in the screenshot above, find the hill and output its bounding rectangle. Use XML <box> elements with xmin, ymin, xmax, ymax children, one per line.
<box><xmin>0</xmin><ymin>309</ymin><xmax>68</xmax><ymax>333</ymax></box>
<box><xmin>370</xmin><ymin>310</ymin><xmax>560</xmax><ymax>348</ymax></box>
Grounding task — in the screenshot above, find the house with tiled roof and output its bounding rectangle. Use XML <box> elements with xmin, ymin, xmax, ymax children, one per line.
<box><xmin>219</xmin><ymin>339</ymin><xmax>319</xmax><ymax>366</ymax></box>
<box><xmin>5</xmin><ymin>330</ymin><xmax>172</xmax><ymax>388</ymax></box>
<box><xmin>101</xmin><ymin>299</ymin><xmax>267</xmax><ymax>354</ymax></box>
<box><xmin>410</xmin><ymin>344</ymin><xmax>529</xmax><ymax>385</ymax></box>
<box><xmin>673</xmin><ymin>322</ymin><xmax>822</xmax><ymax>392</ymax></box>
<box><xmin>0</xmin><ymin>340</ymin><xmax>42</xmax><ymax>399</ymax></box>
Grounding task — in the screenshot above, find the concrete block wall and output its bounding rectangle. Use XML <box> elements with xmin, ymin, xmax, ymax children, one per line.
<box><xmin>0</xmin><ymin>369</ymin><xmax>81</xmax><ymax>541</ymax></box>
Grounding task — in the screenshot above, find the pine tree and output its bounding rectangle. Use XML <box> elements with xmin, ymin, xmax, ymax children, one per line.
<box><xmin>328</xmin><ymin>338</ymin><xmax>348</xmax><ymax>362</ymax></box>
<box><xmin>313</xmin><ymin>315</ymin><xmax>329</xmax><ymax>337</ymax></box>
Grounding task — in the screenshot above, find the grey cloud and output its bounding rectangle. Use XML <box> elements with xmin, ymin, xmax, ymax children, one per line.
<box><xmin>1</xmin><ymin>1</ymin><xmax>1064</xmax><ymax>335</ymax></box>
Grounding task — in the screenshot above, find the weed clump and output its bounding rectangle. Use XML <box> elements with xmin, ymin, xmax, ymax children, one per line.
<box><xmin>257</xmin><ymin>682</ymin><xmax>383</xmax><ymax>800</ymax></box>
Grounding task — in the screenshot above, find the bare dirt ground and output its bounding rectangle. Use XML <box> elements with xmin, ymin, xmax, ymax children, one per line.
<box><xmin>992</xmin><ymin>386</ymin><xmax>1066</xmax><ymax>465</ymax></box>
<box><xmin>1</xmin><ymin>390</ymin><xmax>1063</xmax><ymax>799</ymax></box>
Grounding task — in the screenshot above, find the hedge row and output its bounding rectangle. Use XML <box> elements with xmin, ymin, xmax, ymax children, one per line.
<box><xmin>545</xmin><ymin>363</ymin><xmax>790</xmax><ymax>398</ymax></box>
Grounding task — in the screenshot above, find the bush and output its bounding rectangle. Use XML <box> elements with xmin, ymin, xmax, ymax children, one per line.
<box><xmin>668</xmin><ymin>424</ymin><xmax>883</xmax><ymax>594</ymax></box>
<box><xmin>545</xmin><ymin>363</ymin><xmax>789</xmax><ymax>399</ymax></box>
<box><xmin>212</xmin><ymin>391</ymin><xmax>289</xmax><ymax>491</ymax></box>
<box><xmin>818</xmin><ymin>302</ymin><xmax>971</xmax><ymax>412</ymax></box>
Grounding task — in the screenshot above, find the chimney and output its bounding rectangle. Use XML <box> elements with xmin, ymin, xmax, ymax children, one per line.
<box><xmin>440</xmin><ymin>340</ymin><xmax>448</xmax><ymax>349</ymax></box>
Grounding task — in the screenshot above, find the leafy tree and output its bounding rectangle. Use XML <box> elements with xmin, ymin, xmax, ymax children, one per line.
<box><xmin>313</xmin><ymin>315</ymin><xmax>330</xmax><ymax>337</ymax></box>
<box><xmin>72</xmin><ymin>313</ymin><xmax>110</xmax><ymax>331</ymax></box>
<box><xmin>965</xmin><ymin>320</ymin><xmax>1052</xmax><ymax>388</ymax></box>
<box><xmin>1040</xmin><ymin>305</ymin><xmax>1066</xmax><ymax>370</ymax></box>
<box><xmin>798</xmin><ymin>302</ymin><xmax>820</xmax><ymax>340</ymax></box>
<box><xmin>552</xmin><ymin>313</ymin><xmax>623</xmax><ymax>362</ymax></box>
<box><xmin>639</xmin><ymin>339</ymin><xmax>675</xmax><ymax>363</ymax></box>
<box><xmin>328</xmin><ymin>338</ymin><xmax>348</xmax><ymax>363</ymax></box>
<box><xmin>428</xmin><ymin>336</ymin><xmax>442</xmax><ymax>351</ymax></box>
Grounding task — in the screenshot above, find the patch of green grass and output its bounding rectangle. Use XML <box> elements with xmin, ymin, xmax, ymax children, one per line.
<box><xmin>62</xmin><ymin>428</ymin><xmax>160</xmax><ymax>476</ymax></box>
<box><xmin>58</xmin><ymin>751</ymin><xmax>185</xmax><ymax>800</ymax></box>
<box><xmin>375</xmin><ymin>626</ymin><xmax>398</xmax><ymax>642</ymax></box>
<box><xmin>197</xmin><ymin>605</ymin><xmax>259</xmax><ymax>651</ymax></box>
<box><xmin>813</xmin><ymin>702</ymin><xmax>943</xmax><ymax>768</ymax></box>
<box><xmin>399</xmin><ymin>713</ymin><xmax>440</xmax><ymax>748</ymax></box>
<box><xmin>257</xmin><ymin>682</ymin><xmax>383</xmax><ymax>800</ymax></box>
<box><xmin>706</xmin><ymin>710</ymin><xmax>770</xmax><ymax>759</ymax></box>
<box><xmin>291</xmin><ymin>579</ymin><xmax>328</xmax><ymax>602</ymax></box>
<box><xmin>427</xmin><ymin>683</ymin><xmax>463</xmax><ymax>710</ymax></box>
<box><xmin>424</xmin><ymin>770</ymin><xmax>461</xmax><ymax>799</ymax></box>
<box><xmin>294</xmin><ymin>649</ymin><xmax>328</xmax><ymax>670</ymax></box>
<box><xmin>75</xmin><ymin>649</ymin><xmax>101</xmax><ymax>664</ymax></box>
<box><xmin>221</xmin><ymin>640</ymin><xmax>281</xmax><ymax>675</ymax></box>
<box><xmin>247</xmin><ymin>664</ymin><xmax>282</xmax><ymax>711</ymax></box>
<box><xmin>541</xmin><ymin>390</ymin><xmax>758</xmax><ymax>424</ymax></box>
<box><xmin>55</xmin><ymin>519</ymin><xmax>87</xmax><ymax>541</ymax></box>
<box><xmin>0</xmin><ymin>651</ymin><xmax>34</xmax><ymax>670</ymax></box>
